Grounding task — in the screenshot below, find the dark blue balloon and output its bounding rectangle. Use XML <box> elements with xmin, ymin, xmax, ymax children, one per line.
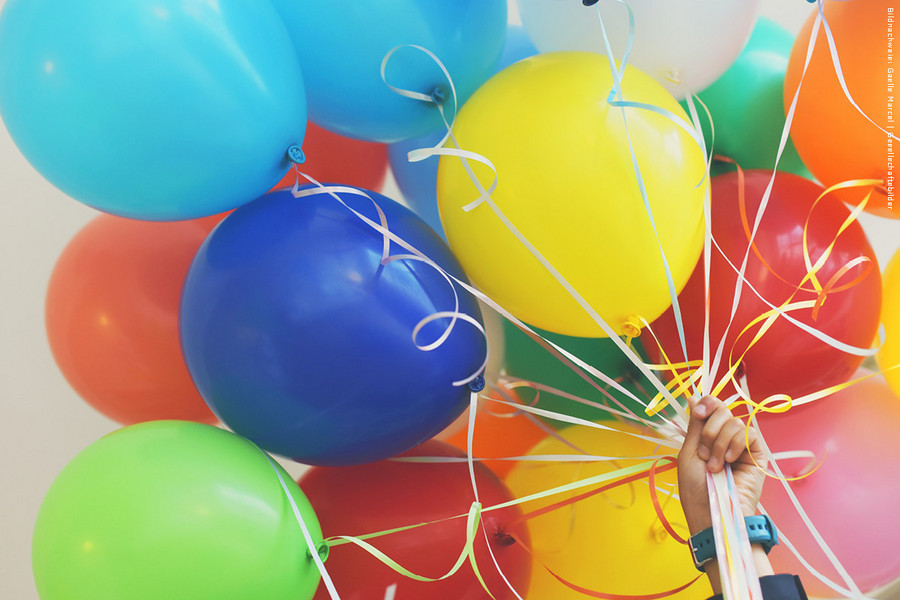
<box><xmin>180</xmin><ymin>186</ymin><xmax>485</xmax><ymax>465</ymax></box>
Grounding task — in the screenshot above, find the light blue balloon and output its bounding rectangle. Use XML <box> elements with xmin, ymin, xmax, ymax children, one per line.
<box><xmin>388</xmin><ymin>25</ymin><xmax>538</xmax><ymax>236</ymax></box>
<box><xmin>498</xmin><ymin>24</ymin><xmax>539</xmax><ymax>72</ymax></box>
<box><xmin>269</xmin><ymin>0</ymin><xmax>507</xmax><ymax>143</ymax></box>
<box><xmin>0</xmin><ymin>0</ymin><xmax>307</xmax><ymax>221</ymax></box>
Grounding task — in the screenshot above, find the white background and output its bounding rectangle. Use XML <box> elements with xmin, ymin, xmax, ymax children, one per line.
<box><xmin>1</xmin><ymin>1</ymin><xmax>896</xmax><ymax>599</ymax></box>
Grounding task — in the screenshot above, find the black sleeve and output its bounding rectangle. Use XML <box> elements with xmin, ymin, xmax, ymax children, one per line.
<box><xmin>707</xmin><ymin>575</ymin><xmax>808</xmax><ymax>600</ymax></box>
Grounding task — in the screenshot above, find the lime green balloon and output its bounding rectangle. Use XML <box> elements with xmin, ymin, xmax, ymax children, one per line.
<box><xmin>32</xmin><ymin>421</ymin><xmax>323</xmax><ymax>600</ymax></box>
<box><xmin>684</xmin><ymin>18</ymin><xmax>810</xmax><ymax>178</ymax></box>
<box><xmin>502</xmin><ymin>320</ymin><xmax>653</xmax><ymax>426</ymax></box>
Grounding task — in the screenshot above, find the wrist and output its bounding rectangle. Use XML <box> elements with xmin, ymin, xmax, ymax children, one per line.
<box><xmin>688</xmin><ymin>515</ymin><xmax>778</xmax><ymax>572</ymax></box>
<box><xmin>683</xmin><ymin>506</ymin><xmax>713</xmax><ymax>537</ymax></box>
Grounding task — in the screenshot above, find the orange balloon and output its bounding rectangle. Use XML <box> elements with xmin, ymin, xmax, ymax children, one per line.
<box><xmin>445</xmin><ymin>391</ymin><xmax>549</xmax><ymax>478</ymax></box>
<box><xmin>271</xmin><ymin>122</ymin><xmax>388</xmax><ymax>191</ymax></box>
<box><xmin>46</xmin><ymin>214</ymin><xmax>222</xmax><ymax>425</ymax></box>
<box><xmin>785</xmin><ymin>0</ymin><xmax>895</xmax><ymax>218</ymax></box>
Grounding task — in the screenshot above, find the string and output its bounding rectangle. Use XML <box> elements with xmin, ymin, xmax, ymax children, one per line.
<box><xmin>262</xmin><ymin>454</ymin><xmax>340</xmax><ymax>600</ymax></box>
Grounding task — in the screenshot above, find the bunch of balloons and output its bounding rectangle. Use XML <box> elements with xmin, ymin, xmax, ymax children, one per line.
<box><xmin>6</xmin><ymin>0</ymin><xmax>900</xmax><ymax>598</ymax></box>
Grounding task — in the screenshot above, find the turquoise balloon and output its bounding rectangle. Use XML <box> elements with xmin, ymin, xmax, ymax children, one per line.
<box><xmin>0</xmin><ymin>0</ymin><xmax>307</xmax><ymax>221</ymax></box>
<box><xmin>269</xmin><ymin>0</ymin><xmax>507</xmax><ymax>143</ymax></box>
<box><xmin>683</xmin><ymin>18</ymin><xmax>810</xmax><ymax>178</ymax></box>
<box><xmin>32</xmin><ymin>421</ymin><xmax>323</xmax><ymax>600</ymax></box>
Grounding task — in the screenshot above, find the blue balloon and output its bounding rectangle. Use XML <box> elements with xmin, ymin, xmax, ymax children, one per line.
<box><xmin>0</xmin><ymin>0</ymin><xmax>307</xmax><ymax>221</ymax></box>
<box><xmin>180</xmin><ymin>186</ymin><xmax>486</xmax><ymax>465</ymax></box>
<box><xmin>269</xmin><ymin>0</ymin><xmax>507</xmax><ymax>143</ymax></box>
<box><xmin>388</xmin><ymin>25</ymin><xmax>537</xmax><ymax>235</ymax></box>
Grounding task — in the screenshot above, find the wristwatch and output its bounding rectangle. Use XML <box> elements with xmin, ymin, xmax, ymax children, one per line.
<box><xmin>689</xmin><ymin>514</ymin><xmax>779</xmax><ymax>571</ymax></box>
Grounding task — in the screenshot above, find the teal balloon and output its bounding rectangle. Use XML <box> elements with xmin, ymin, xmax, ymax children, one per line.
<box><xmin>269</xmin><ymin>0</ymin><xmax>507</xmax><ymax>143</ymax></box>
<box><xmin>502</xmin><ymin>320</ymin><xmax>653</xmax><ymax>427</ymax></box>
<box><xmin>684</xmin><ymin>18</ymin><xmax>810</xmax><ymax>178</ymax></box>
<box><xmin>0</xmin><ymin>0</ymin><xmax>307</xmax><ymax>221</ymax></box>
<box><xmin>32</xmin><ymin>421</ymin><xmax>323</xmax><ymax>600</ymax></box>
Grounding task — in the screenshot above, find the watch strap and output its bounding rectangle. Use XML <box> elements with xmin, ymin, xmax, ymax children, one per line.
<box><xmin>689</xmin><ymin>515</ymin><xmax>778</xmax><ymax>571</ymax></box>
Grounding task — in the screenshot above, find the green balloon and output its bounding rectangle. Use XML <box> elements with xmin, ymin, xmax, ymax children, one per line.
<box><xmin>684</xmin><ymin>18</ymin><xmax>810</xmax><ymax>178</ymax></box>
<box><xmin>32</xmin><ymin>421</ymin><xmax>323</xmax><ymax>600</ymax></box>
<box><xmin>502</xmin><ymin>319</ymin><xmax>654</xmax><ymax>426</ymax></box>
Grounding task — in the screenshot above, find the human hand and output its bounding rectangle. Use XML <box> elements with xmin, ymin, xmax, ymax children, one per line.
<box><xmin>677</xmin><ymin>396</ymin><xmax>767</xmax><ymax>536</ymax></box>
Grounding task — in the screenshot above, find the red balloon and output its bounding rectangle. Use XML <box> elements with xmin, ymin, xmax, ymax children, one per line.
<box><xmin>46</xmin><ymin>214</ymin><xmax>222</xmax><ymax>424</ymax></box>
<box><xmin>272</xmin><ymin>122</ymin><xmax>388</xmax><ymax>191</ymax></box>
<box><xmin>299</xmin><ymin>440</ymin><xmax>531</xmax><ymax>600</ymax></box>
<box><xmin>759</xmin><ymin>375</ymin><xmax>900</xmax><ymax>595</ymax></box>
<box><xmin>646</xmin><ymin>170</ymin><xmax>881</xmax><ymax>401</ymax></box>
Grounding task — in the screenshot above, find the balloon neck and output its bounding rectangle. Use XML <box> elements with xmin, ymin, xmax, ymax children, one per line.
<box><xmin>621</xmin><ymin>316</ymin><xmax>643</xmax><ymax>339</ymax></box>
<box><xmin>468</xmin><ymin>375</ymin><xmax>486</xmax><ymax>393</ymax></box>
<box><xmin>494</xmin><ymin>529</ymin><xmax>516</xmax><ymax>547</ymax></box>
<box><xmin>664</xmin><ymin>69</ymin><xmax>683</xmax><ymax>86</ymax></box>
<box><xmin>287</xmin><ymin>144</ymin><xmax>306</xmax><ymax>165</ymax></box>
<box><xmin>582</xmin><ymin>0</ymin><xmax>599</xmax><ymax>6</ymax></box>
<box><xmin>309</xmin><ymin>541</ymin><xmax>330</xmax><ymax>563</ymax></box>
<box><xmin>430</xmin><ymin>86</ymin><xmax>447</xmax><ymax>106</ymax></box>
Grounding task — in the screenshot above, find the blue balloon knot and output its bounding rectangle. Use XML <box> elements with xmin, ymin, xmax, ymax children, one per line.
<box><xmin>287</xmin><ymin>145</ymin><xmax>306</xmax><ymax>164</ymax></box>
<box><xmin>430</xmin><ymin>86</ymin><xmax>447</xmax><ymax>105</ymax></box>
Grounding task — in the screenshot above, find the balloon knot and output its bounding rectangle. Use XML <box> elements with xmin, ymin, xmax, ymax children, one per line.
<box><xmin>430</xmin><ymin>86</ymin><xmax>447</xmax><ymax>105</ymax></box>
<box><xmin>309</xmin><ymin>542</ymin><xmax>330</xmax><ymax>563</ymax></box>
<box><xmin>494</xmin><ymin>529</ymin><xmax>516</xmax><ymax>547</ymax></box>
<box><xmin>664</xmin><ymin>69</ymin><xmax>683</xmax><ymax>85</ymax></box>
<box><xmin>287</xmin><ymin>145</ymin><xmax>306</xmax><ymax>165</ymax></box>
<box><xmin>468</xmin><ymin>375</ymin><xmax>486</xmax><ymax>393</ymax></box>
<box><xmin>621</xmin><ymin>315</ymin><xmax>643</xmax><ymax>339</ymax></box>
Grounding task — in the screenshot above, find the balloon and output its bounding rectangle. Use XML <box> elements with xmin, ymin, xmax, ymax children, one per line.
<box><xmin>389</xmin><ymin>130</ymin><xmax>446</xmax><ymax>235</ymax></box>
<box><xmin>269</xmin><ymin>0</ymin><xmax>507</xmax><ymax>142</ymax></box>
<box><xmin>518</xmin><ymin>0</ymin><xmax>759</xmax><ymax>99</ymax></box>
<box><xmin>388</xmin><ymin>25</ymin><xmax>539</xmax><ymax>237</ymax></box>
<box><xmin>685</xmin><ymin>18</ymin><xmax>808</xmax><ymax>177</ymax></box>
<box><xmin>505</xmin><ymin>424</ymin><xmax>710</xmax><ymax>600</ymax></box>
<box><xmin>502</xmin><ymin>319</ymin><xmax>653</xmax><ymax>426</ymax></box>
<box><xmin>759</xmin><ymin>375</ymin><xmax>900</xmax><ymax>596</ymax></box>
<box><xmin>497</xmin><ymin>25</ymin><xmax>540</xmax><ymax>73</ymax></box>
<box><xmin>646</xmin><ymin>171</ymin><xmax>882</xmax><ymax>401</ymax></box>
<box><xmin>299</xmin><ymin>439</ymin><xmax>531</xmax><ymax>600</ymax></box>
<box><xmin>271</xmin><ymin>122</ymin><xmax>388</xmax><ymax>192</ymax></box>
<box><xmin>443</xmin><ymin>391</ymin><xmax>549</xmax><ymax>478</ymax></box>
<box><xmin>785</xmin><ymin>0</ymin><xmax>895</xmax><ymax>217</ymax></box>
<box><xmin>32</xmin><ymin>421</ymin><xmax>323</xmax><ymax>600</ymax></box>
<box><xmin>878</xmin><ymin>249</ymin><xmax>900</xmax><ymax>398</ymax></box>
<box><xmin>437</xmin><ymin>52</ymin><xmax>706</xmax><ymax>337</ymax></box>
<box><xmin>46</xmin><ymin>214</ymin><xmax>221</xmax><ymax>425</ymax></box>
<box><xmin>180</xmin><ymin>186</ymin><xmax>486</xmax><ymax>465</ymax></box>
<box><xmin>0</xmin><ymin>0</ymin><xmax>306</xmax><ymax>221</ymax></box>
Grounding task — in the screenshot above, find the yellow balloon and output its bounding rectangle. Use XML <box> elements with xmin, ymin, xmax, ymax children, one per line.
<box><xmin>878</xmin><ymin>249</ymin><xmax>900</xmax><ymax>397</ymax></box>
<box><xmin>505</xmin><ymin>425</ymin><xmax>712</xmax><ymax>600</ymax></box>
<box><xmin>437</xmin><ymin>52</ymin><xmax>706</xmax><ymax>337</ymax></box>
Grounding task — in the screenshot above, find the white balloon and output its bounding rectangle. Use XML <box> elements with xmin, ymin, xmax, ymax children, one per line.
<box><xmin>517</xmin><ymin>0</ymin><xmax>760</xmax><ymax>98</ymax></box>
